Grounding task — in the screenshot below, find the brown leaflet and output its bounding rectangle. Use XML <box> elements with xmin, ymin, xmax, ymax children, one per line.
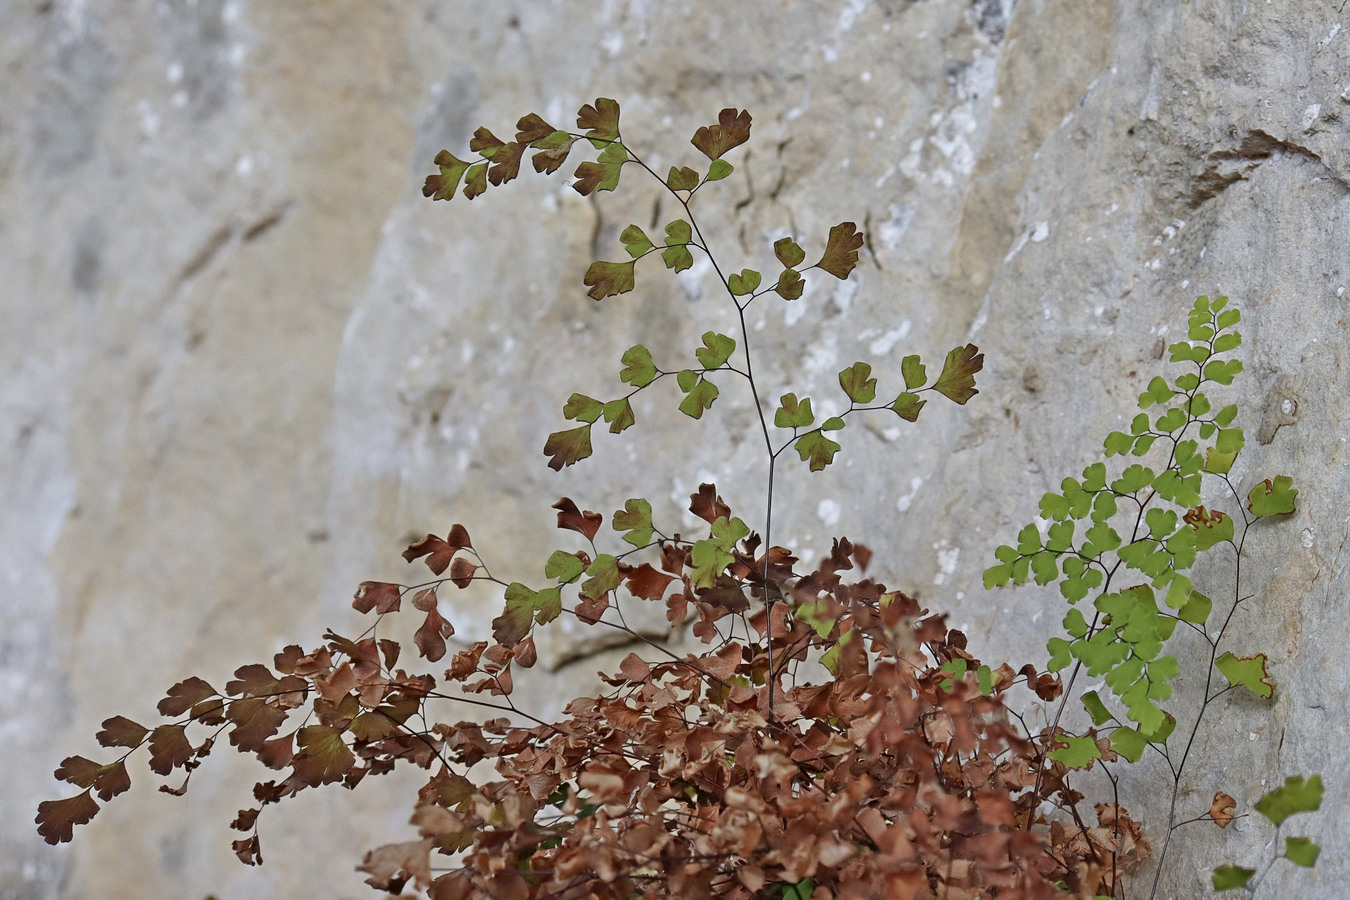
<box><xmin>447</xmin><ymin>642</ymin><xmax>487</xmax><ymax>681</ymax></box>
<box><xmin>691</xmin><ymin>108</ymin><xmax>752</xmax><ymax>160</ymax></box>
<box><xmin>575</xmin><ymin>593</ymin><xmax>610</xmax><ymax>623</ymax></box>
<box><xmin>618</xmin><ymin>653</ymin><xmax>651</xmax><ymax>683</ymax></box>
<box><xmin>314</xmin><ymin>662</ymin><xmax>359</xmax><ymax>703</ymax></box>
<box><xmin>625</xmin><ymin>563</ymin><xmax>675</xmax><ymax>601</ymax></box>
<box><xmin>353</xmin><ymin>581</ymin><xmax>402</xmax><ymax>614</ymax></box>
<box><xmin>148</xmin><ymin>724</ymin><xmax>194</xmax><ymax>776</ymax></box>
<box><xmin>689</xmin><ymin>483</ymin><xmax>730</xmax><ymax>523</ymax></box>
<box><xmin>660</xmin><ymin>542</ymin><xmax>690</xmax><ymax>575</ymax></box>
<box><xmin>449</xmin><ymin>556</ymin><xmax>477</xmax><ymax>588</ymax></box>
<box><xmin>226</xmin><ymin>664</ymin><xmax>308</xmax><ymax>702</ymax></box>
<box><xmin>513</xmin><ymin>113</ymin><xmax>555</xmax><ymax>144</ymax></box>
<box><xmin>292</xmin><ymin>725</ymin><xmax>356</xmax><ymax>786</ymax></box>
<box><xmin>55</xmin><ymin>757</ymin><xmax>131</xmax><ymax>802</ymax></box>
<box><xmin>226</xmin><ymin>699</ymin><xmax>288</xmax><ymax>752</ymax></box>
<box><xmin>402</xmin><ymin>534</ymin><xmax>457</xmax><ymax>575</ymax></box>
<box><xmin>412</xmin><ymin>588</ymin><xmax>453</xmax><ymax>663</ymax></box>
<box><xmin>469</xmin><ymin>126</ymin><xmax>503</xmax><ymax>156</ymax></box>
<box><xmin>96</xmin><ymin>715</ymin><xmax>149</xmax><ymax>748</ymax></box>
<box><xmin>932</xmin><ymin>344</ymin><xmax>984</xmax><ymax>405</ymax></box>
<box><xmin>272</xmin><ymin>644</ymin><xmax>305</xmax><ymax>673</ymax></box>
<box><xmin>157</xmin><ymin>676</ymin><xmax>217</xmax><ymax>716</ymax></box>
<box><xmin>232</xmin><ymin>835</ymin><xmax>262</xmax><ymax>865</ymax></box>
<box><xmin>35</xmin><ymin>791</ymin><xmax>100</xmax><ymax>844</ymax></box>
<box><xmin>816</xmin><ymin>222</ymin><xmax>864</xmax><ymax>279</ymax></box>
<box><xmin>488</xmin><ymin>142</ymin><xmax>526</xmax><ymax>185</ymax></box>
<box><xmin>576</xmin><ymin>97</ymin><xmax>620</xmax><ymax>141</ymax></box>
<box><xmin>1210</xmin><ymin>791</ymin><xmax>1237</xmax><ymax>828</ymax></box>
<box><xmin>359</xmin><ymin>838</ymin><xmax>434</xmax><ymax>893</ymax></box>
<box><xmin>553</xmin><ymin>497</ymin><xmax>603</xmax><ymax>541</ymax></box>
<box><xmin>256</xmin><ymin>733</ymin><xmax>294</xmax><ymax>770</ymax></box>
<box><xmin>513</xmin><ymin>636</ymin><xmax>538</xmax><ymax>668</ymax></box>
<box><xmin>376</xmin><ymin>639</ymin><xmax>400</xmax><ymax>671</ymax></box>
<box><xmin>666</xmin><ymin>588</ymin><xmax>690</xmax><ymax>628</ymax></box>
<box><xmin>706</xmin><ymin>642</ymin><xmax>743</xmax><ymax>681</ymax></box>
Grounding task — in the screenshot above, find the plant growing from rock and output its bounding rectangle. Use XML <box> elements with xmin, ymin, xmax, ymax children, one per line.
<box><xmin>984</xmin><ymin>295</ymin><xmax>1322</xmax><ymax>896</ymax></box>
<box><xmin>37</xmin><ymin>100</ymin><xmax>1314</xmax><ymax>899</ymax></box>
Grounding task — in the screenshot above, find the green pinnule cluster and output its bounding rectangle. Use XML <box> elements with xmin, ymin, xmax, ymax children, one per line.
<box><xmin>984</xmin><ymin>295</ymin><xmax>1319</xmax><ymax>896</ymax></box>
<box><xmin>984</xmin><ymin>297</ymin><xmax>1293</xmax><ymax>753</ymax></box>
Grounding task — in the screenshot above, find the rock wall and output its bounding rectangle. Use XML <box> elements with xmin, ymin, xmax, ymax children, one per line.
<box><xmin>3</xmin><ymin>0</ymin><xmax>1346</xmax><ymax>897</ymax></box>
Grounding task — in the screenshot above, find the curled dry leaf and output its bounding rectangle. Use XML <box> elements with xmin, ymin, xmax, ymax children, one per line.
<box><xmin>1210</xmin><ymin>791</ymin><xmax>1237</xmax><ymax>828</ymax></box>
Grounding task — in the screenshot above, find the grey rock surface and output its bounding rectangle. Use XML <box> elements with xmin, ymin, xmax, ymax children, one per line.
<box><xmin>3</xmin><ymin>0</ymin><xmax>1346</xmax><ymax>897</ymax></box>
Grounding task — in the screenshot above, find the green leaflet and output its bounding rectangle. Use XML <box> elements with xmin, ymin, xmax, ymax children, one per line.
<box><xmin>662</xmin><ymin>219</ymin><xmax>694</xmax><ymax>272</ymax></box>
<box><xmin>612</xmin><ymin>498</ymin><xmax>654</xmax><ymax>548</ymax></box>
<box><xmin>1110</xmin><ymin>726</ymin><xmax>1147</xmax><ymax>763</ymax></box>
<box><xmin>838</xmin><ymin>362</ymin><xmax>877</xmax><ymax>403</ymax></box>
<box><xmin>492</xmin><ymin>583</ymin><xmax>562</xmax><ymax>645</ymax></box>
<box><xmin>619</xmin><ymin>344</ymin><xmax>657</xmax><ymax>387</ymax></box>
<box><xmin>727</xmin><ymin>268</ymin><xmax>761</xmax><ymax>296</ymax></box>
<box><xmin>543</xmin><ymin>425</ymin><xmax>592</xmax><ymax>470</ymax></box>
<box><xmin>795</xmin><ymin>432</ymin><xmax>841</xmax><ymax>471</ymax></box>
<box><xmin>545</xmin><ymin>551</ymin><xmax>586</xmax><ymax>584</ymax></box>
<box><xmin>774</xmin><ymin>269</ymin><xmax>804</xmax><ymax>300</ymax></box>
<box><xmin>601</xmin><ymin>398</ymin><xmax>635</xmax><ymax>434</ymax></box>
<box><xmin>1248</xmin><ymin>475</ymin><xmax>1298</xmax><ymax>517</ymax></box>
<box><xmin>1047</xmin><ymin>734</ymin><xmax>1101</xmax><ymax>770</ymax></box>
<box><xmin>563</xmin><ymin>393</ymin><xmax>603</xmax><ymax>423</ymax></box>
<box><xmin>583</xmin><ymin>260</ymin><xmax>636</xmax><ymax>300</ymax></box>
<box><xmin>705</xmin><ymin>159</ymin><xmax>734</xmax><ymax>182</ymax></box>
<box><xmin>773</xmin><ymin>236</ymin><xmax>805</xmax><ymax>267</ymax></box>
<box><xmin>620</xmin><ymin>224</ymin><xmax>653</xmax><ymax>258</ymax></box>
<box><xmin>572</xmin><ymin>141</ymin><xmax>628</xmax><ymax>195</ymax></box>
<box><xmin>676</xmin><ymin>370</ymin><xmax>719</xmax><ymax>419</ymax></box>
<box><xmin>1211</xmin><ymin>866</ymin><xmax>1256</xmax><ymax>891</ymax></box>
<box><xmin>666</xmin><ymin>165</ymin><xmax>699</xmax><ymax>191</ymax></box>
<box><xmin>901</xmin><ymin>355</ymin><xmax>926</xmax><ymax>390</ymax></box>
<box><xmin>977</xmin><ymin>664</ymin><xmax>995</xmax><ymax>696</ymax></box>
<box><xmin>581</xmin><ymin>555</ymin><xmax>621</xmax><ymax>600</ymax></box>
<box><xmin>938</xmin><ymin>658</ymin><xmax>967</xmax><ymax>692</ymax></box>
<box><xmin>695</xmin><ymin>332</ymin><xmax>736</xmax><ymax>369</ymax></box>
<box><xmin>1081</xmin><ymin>690</ymin><xmax>1112</xmax><ymax>725</ymax></box>
<box><xmin>1285</xmin><ymin>837</ymin><xmax>1320</xmax><ymax>867</ymax></box>
<box><xmin>775</xmin><ymin>393</ymin><xmax>814</xmax><ymax>429</ymax></box>
<box><xmin>1216</xmin><ymin>651</ymin><xmax>1273</xmax><ymax>698</ymax></box>
<box><xmin>1254</xmin><ymin>775</ymin><xmax>1322</xmax><ymax>825</ymax></box>
<box><xmin>891</xmin><ymin>392</ymin><xmax>925</xmax><ymax>422</ymax></box>
<box><xmin>689</xmin><ymin>516</ymin><xmax>749</xmax><ymax>588</ymax></box>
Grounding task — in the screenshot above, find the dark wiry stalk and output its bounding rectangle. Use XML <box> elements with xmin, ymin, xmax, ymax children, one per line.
<box><xmin>623</xmin><ymin>144</ymin><xmax>783</xmax><ymax>721</ymax></box>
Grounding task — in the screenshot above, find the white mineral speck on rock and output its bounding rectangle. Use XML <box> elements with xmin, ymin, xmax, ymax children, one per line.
<box><xmin>896</xmin><ymin>476</ymin><xmax>922</xmax><ymax>511</ymax></box>
<box><xmin>868</xmin><ymin>321</ymin><xmax>910</xmax><ymax>354</ymax></box>
<box><xmin>934</xmin><ymin>544</ymin><xmax>960</xmax><ymax>585</ymax></box>
<box><xmin>817</xmin><ymin>498</ymin><xmax>841</xmax><ymax>527</ymax></box>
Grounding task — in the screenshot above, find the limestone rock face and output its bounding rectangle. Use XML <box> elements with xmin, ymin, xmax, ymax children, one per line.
<box><xmin>4</xmin><ymin>0</ymin><xmax>1346</xmax><ymax>897</ymax></box>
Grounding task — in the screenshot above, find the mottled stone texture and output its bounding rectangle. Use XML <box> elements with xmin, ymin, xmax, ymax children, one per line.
<box><xmin>3</xmin><ymin>0</ymin><xmax>1346</xmax><ymax>897</ymax></box>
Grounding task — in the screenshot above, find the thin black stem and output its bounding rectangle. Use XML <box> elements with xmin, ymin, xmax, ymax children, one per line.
<box><xmin>1147</xmin><ymin>460</ymin><xmax>1248</xmax><ymax>900</ymax></box>
<box><xmin>624</xmin><ymin>143</ymin><xmax>782</xmax><ymax>723</ymax></box>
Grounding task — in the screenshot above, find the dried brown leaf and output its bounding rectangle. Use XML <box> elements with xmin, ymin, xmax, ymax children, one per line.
<box><xmin>1210</xmin><ymin>791</ymin><xmax>1237</xmax><ymax>828</ymax></box>
<box><xmin>691</xmin><ymin>108</ymin><xmax>752</xmax><ymax>160</ymax></box>
<box><xmin>353</xmin><ymin>581</ymin><xmax>402</xmax><ymax>615</ymax></box>
<box><xmin>553</xmin><ymin>497</ymin><xmax>603</xmax><ymax>541</ymax></box>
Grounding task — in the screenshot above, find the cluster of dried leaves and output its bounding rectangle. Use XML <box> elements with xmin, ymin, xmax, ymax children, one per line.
<box><xmin>41</xmin><ymin>484</ymin><xmax>1148</xmax><ymax>899</ymax></box>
